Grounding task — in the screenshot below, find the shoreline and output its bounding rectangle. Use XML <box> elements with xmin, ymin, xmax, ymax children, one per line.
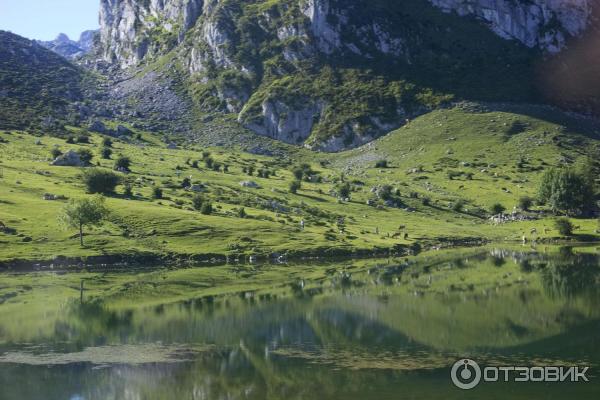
<box><xmin>1</xmin><ymin>237</ymin><xmax>597</xmax><ymax>272</ymax></box>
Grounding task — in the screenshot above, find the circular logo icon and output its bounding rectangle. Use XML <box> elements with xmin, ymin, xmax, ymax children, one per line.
<box><xmin>451</xmin><ymin>359</ymin><xmax>482</xmax><ymax>390</ymax></box>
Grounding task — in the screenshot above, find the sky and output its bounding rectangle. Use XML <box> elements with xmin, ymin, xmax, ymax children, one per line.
<box><xmin>0</xmin><ymin>0</ymin><xmax>99</xmax><ymax>41</ymax></box>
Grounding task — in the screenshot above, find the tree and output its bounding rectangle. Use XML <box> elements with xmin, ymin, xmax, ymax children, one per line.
<box><xmin>102</xmin><ymin>137</ymin><xmax>113</xmax><ymax>148</ymax></box>
<box><xmin>490</xmin><ymin>203</ymin><xmax>506</xmax><ymax>215</ymax></box>
<box><xmin>123</xmin><ymin>184</ymin><xmax>133</xmax><ymax>198</ymax></box>
<box><xmin>538</xmin><ymin>167</ymin><xmax>595</xmax><ymax>216</ymax></box>
<box><xmin>452</xmin><ymin>199</ymin><xmax>466</xmax><ymax>212</ymax></box>
<box><xmin>114</xmin><ymin>156</ymin><xmax>131</xmax><ymax>171</ymax></box>
<box><xmin>152</xmin><ymin>187</ymin><xmax>163</xmax><ymax>199</ymax></box>
<box><xmin>192</xmin><ymin>194</ymin><xmax>203</xmax><ymax>210</ymax></box>
<box><xmin>200</xmin><ymin>202</ymin><xmax>213</xmax><ymax>215</ymax></box>
<box><xmin>293</xmin><ymin>168</ymin><xmax>304</xmax><ymax>181</ymax></box>
<box><xmin>77</xmin><ymin>148</ymin><xmax>94</xmax><ymax>165</ymax></box>
<box><xmin>59</xmin><ymin>196</ymin><xmax>108</xmax><ymax>246</ymax></box>
<box><xmin>378</xmin><ymin>185</ymin><xmax>394</xmax><ymax>201</ymax></box>
<box><xmin>337</xmin><ymin>182</ymin><xmax>352</xmax><ymax>199</ymax></box>
<box><xmin>375</xmin><ymin>160</ymin><xmax>389</xmax><ymax>168</ymax></box>
<box><xmin>555</xmin><ymin>217</ymin><xmax>574</xmax><ymax>236</ymax></box>
<box><xmin>101</xmin><ymin>147</ymin><xmax>112</xmax><ymax>159</ymax></box>
<box><xmin>519</xmin><ymin>196</ymin><xmax>533</xmax><ymax>211</ymax></box>
<box><xmin>182</xmin><ymin>177</ymin><xmax>192</xmax><ymax>188</ymax></box>
<box><xmin>289</xmin><ymin>180</ymin><xmax>301</xmax><ymax>194</ymax></box>
<box><xmin>82</xmin><ymin>169</ymin><xmax>120</xmax><ymax>194</ymax></box>
<box><xmin>238</xmin><ymin>207</ymin><xmax>247</xmax><ymax>218</ymax></box>
<box><xmin>204</xmin><ymin>157</ymin><xmax>214</xmax><ymax>169</ymax></box>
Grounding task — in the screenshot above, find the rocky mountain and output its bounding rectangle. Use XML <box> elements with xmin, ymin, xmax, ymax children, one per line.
<box><xmin>9</xmin><ymin>0</ymin><xmax>596</xmax><ymax>151</ymax></box>
<box><xmin>430</xmin><ymin>0</ymin><xmax>592</xmax><ymax>53</ymax></box>
<box><xmin>0</xmin><ymin>31</ymin><xmax>94</xmax><ymax>132</ymax></box>
<box><xmin>39</xmin><ymin>30</ymin><xmax>99</xmax><ymax>59</ymax></box>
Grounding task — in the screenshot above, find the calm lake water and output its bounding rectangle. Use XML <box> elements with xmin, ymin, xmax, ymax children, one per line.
<box><xmin>0</xmin><ymin>247</ymin><xmax>599</xmax><ymax>399</ymax></box>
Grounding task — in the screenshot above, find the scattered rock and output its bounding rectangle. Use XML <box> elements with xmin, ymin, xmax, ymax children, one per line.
<box><xmin>240</xmin><ymin>181</ymin><xmax>260</xmax><ymax>189</ymax></box>
<box><xmin>51</xmin><ymin>150</ymin><xmax>84</xmax><ymax>167</ymax></box>
<box><xmin>42</xmin><ymin>193</ymin><xmax>67</xmax><ymax>201</ymax></box>
<box><xmin>187</xmin><ymin>184</ymin><xmax>205</xmax><ymax>192</ymax></box>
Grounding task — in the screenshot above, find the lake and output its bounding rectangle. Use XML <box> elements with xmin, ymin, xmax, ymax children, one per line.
<box><xmin>0</xmin><ymin>246</ymin><xmax>599</xmax><ymax>399</ymax></box>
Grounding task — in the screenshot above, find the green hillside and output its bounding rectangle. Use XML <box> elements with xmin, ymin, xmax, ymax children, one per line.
<box><xmin>0</xmin><ymin>31</ymin><xmax>93</xmax><ymax>132</ymax></box>
<box><xmin>1</xmin><ymin>103</ymin><xmax>598</xmax><ymax>264</ymax></box>
<box><xmin>120</xmin><ymin>0</ymin><xmax>541</xmax><ymax>149</ymax></box>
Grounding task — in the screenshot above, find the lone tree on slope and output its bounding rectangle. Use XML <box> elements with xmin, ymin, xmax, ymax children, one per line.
<box><xmin>59</xmin><ymin>196</ymin><xmax>109</xmax><ymax>247</ymax></box>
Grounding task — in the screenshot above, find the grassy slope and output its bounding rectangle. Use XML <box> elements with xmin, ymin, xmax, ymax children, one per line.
<box><xmin>0</xmin><ymin>104</ymin><xmax>598</xmax><ymax>262</ymax></box>
<box><xmin>0</xmin><ymin>31</ymin><xmax>90</xmax><ymax>131</ymax></box>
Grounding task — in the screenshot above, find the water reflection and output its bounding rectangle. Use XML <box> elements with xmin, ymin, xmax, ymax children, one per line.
<box><xmin>0</xmin><ymin>247</ymin><xmax>599</xmax><ymax>399</ymax></box>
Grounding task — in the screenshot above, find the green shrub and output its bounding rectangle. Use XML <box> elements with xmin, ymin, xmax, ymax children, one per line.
<box><xmin>152</xmin><ymin>187</ymin><xmax>163</xmax><ymax>199</ymax></box>
<box><xmin>101</xmin><ymin>147</ymin><xmax>112</xmax><ymax>159</ymax></box>
<box><xmin>200</xmin><ymin>202</ymin><xmax>213</xmax><ymax>215</ymax></box>
<box><xmin>554</xmin><ymin>217</ymin><xmax>574</xmax><ymax>236</ymax></box>
<box><xmin>452</xmin><ymin>199</ymin><xmax>466</xmax><ymax>212</ymax></box>
<box><xmin>77</xmin><ymin>148</ymin><xmax>94</xmax><ymax>165</ymax></box>
<box><xmin>123</xmin><ymin>184</ymin><xmax>133</xmax><ymax>198</ymax></box>
<box><xmin>375</xmin><ymin>160</ymin><xmax>389</xmax><ymax>168</ymax></box>
<box><xmin>289</xmin><ymin>180</ymin><xmax>301</xmax><ymax>194</ymax></box>
<box><xmin>82</xmin><ymin>169</ymin><xmax>120</xmax><ymax>195</ymax></box>
<box><xmin>337</xmin><ymin>182</ymin><xmax>352</xmax><ymax>199</ymax></box>
<box><xmin>378</xmin><ymin>185</ymin><xmax>394</xmax><ymax>201</ymax></box>
<box><xmin>519</xmin><ymin>196</ymin><xmax>533</xmax><ymax>211</ymax></box>
<box><xmin>192</xmin><ymin>194</ymin><xmax>203</xmax><ymax>210</ymax></box>
<box><xmin>102</xmin><ymin>137</ymin><xmax>113</xmax><ymax>147</ymax></box>
<box><xmin>114</xmin><ymin>156</ymin><xmax>131</xmax><ymax>171</ymax></box>
<box><xmin>490</xmin><ymin>203</ymin><xmax>506</xmax><ymax>215</ymax></box>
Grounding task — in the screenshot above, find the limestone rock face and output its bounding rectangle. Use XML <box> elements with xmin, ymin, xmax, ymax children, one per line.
<box><xmin>240</xmin><ymin>100</ymin><xmax>322</xmax><ymax>145</ymax></box>
<box><xmin>97</xmin><ymin>0</ymin><xmax>595</xmax><ymax>151</ymax></box>
<box><xmin>99</xmin><ymin>0</ymin><xmax>205</xmax><ymax>67</ymax></box>
<box><xmin>428</xmin><ymin>0</ymin><xmax>592</xmax><ymax>52</ymax></box>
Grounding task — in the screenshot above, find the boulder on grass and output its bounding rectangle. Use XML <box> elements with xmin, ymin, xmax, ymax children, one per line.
<box><xmin>51</xmin><ymin>150</ymin><xmax>84</xmax><ymax>167</ymax></box>
<box><xmin>240</xmin><ymin>181</ymin><xmax>260</xmax><ymax>189</ymax></box>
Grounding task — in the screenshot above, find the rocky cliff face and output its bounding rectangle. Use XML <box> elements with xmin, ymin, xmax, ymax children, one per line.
<box><xmin>99</xmin><ymin>0</ymin><xmax>204</xmax><ymax>67</ymax></box>
<box><xmin>429</xmin><ymin>0</ymin><xmax>592</xmax><ymax>52</ymax></box>
<box><xmin>97</xmin><ymin>0</ymin><xmax>595</xmax><ymax>151</ymax></box>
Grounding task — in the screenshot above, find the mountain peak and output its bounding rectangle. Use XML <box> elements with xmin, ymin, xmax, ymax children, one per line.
<box><xmin>55</xmin><ymin>33</ymin><xmax>71</xmax><ymax>43</ymax></box>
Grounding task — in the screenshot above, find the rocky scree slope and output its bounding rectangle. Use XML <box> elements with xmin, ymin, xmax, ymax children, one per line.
<box><xmin>95</xmin><ymin>0</ymin><xmax>594</xmax><ymax>151</ymax></box>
